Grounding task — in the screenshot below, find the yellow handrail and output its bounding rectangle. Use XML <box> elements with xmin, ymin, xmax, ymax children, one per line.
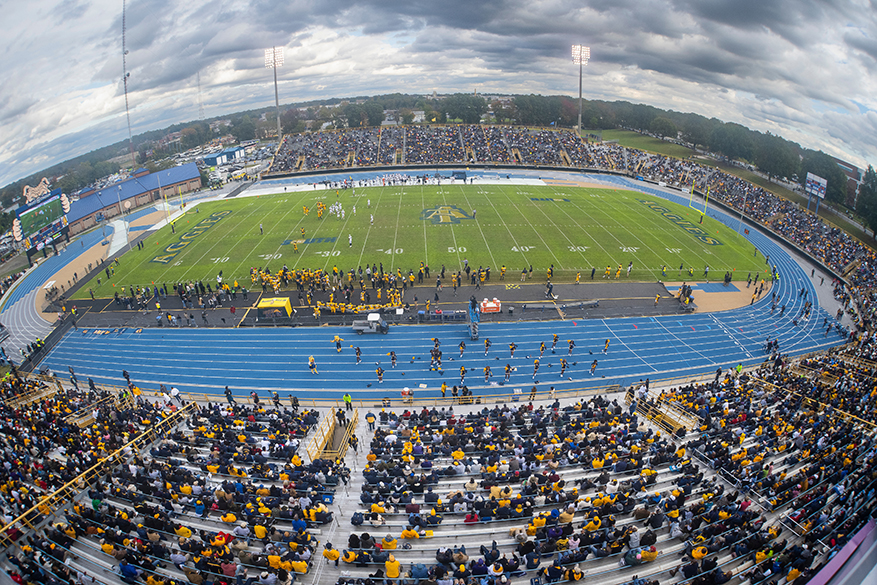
<box><xmin>320</xmin><ymin>409</ymin><xmax>358</xmax><ymax>461</ymax></box>
<box><xmin>306</xmin><ymin>408</ymin><xmax>336</xmax><ymax>461</ymax></box>
<box><xmin>0</xmin><ymin>402</ymin><xmax>196</xmax><ymax>549</ymax></box>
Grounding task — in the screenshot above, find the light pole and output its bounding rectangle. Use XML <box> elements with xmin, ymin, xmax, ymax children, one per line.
<box><xmin>571</xmin><ymin>45</ymin><xmax>590</xmax><ymax>135</ymax></box>
<box><xmin>265</xmin><ymin>47</ymin><xmax>284</xmax><ymax>142</ymax></box>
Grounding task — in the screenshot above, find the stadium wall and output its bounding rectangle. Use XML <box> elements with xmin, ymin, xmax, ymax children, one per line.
<box><xmin>262</xmin><ymin>163</ymin><xmax>630</xmax><ymax>181</ymax></box>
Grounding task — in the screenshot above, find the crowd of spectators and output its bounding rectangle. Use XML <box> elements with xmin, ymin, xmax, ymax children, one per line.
<box><xmin>3</xmin><ymin>344</ymin><xmax>877</xmax><ymax>585</ymax></box>
<box><xmin>322</xmin><ymin>352</ymin><xmax>877</xmax><ymax>585</ymax></box>
<box><xmin>378</xmin><ymin>128</ymin><xmax>405</xmax><ymax>166</ymax></box>
<box><xmin>504</xmin><ymin>129</ymin><xmax>562</xmax><ymax>166</ymax></box>
<box><xmin>3</xmin><ymin>397</ymin><xmax>339</xmax><ymax>585</ymax></box>
<box><xmin>403</xmin><ymin>127</ymin><xmax>466</xmax><ymax>165</ymax></box>
<box><xmin>0</xmin><ymin>377</ymin><xmax>166</xmax><ymax>526</ymax></box>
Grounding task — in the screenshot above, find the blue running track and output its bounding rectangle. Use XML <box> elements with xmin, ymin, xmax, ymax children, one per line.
<box><xmin>0</xmin><ymin>228</ymin><xmax>112</xmax><ymax>313</ymax></box>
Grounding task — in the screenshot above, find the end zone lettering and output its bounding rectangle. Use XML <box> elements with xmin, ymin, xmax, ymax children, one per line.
<box><xmin>530</xmin><ymin>198</ymin><xmax>570</xmax><ymax>202</ymax></box>
<box><xmin>637</xmin><ymin>199</ymin><xmax>723</xmax><ymax>246</ymax></box>
<box><xmin>152</xmin><ymin>210</ymin><xmax>232</xmax><ymax>264</ymax></box>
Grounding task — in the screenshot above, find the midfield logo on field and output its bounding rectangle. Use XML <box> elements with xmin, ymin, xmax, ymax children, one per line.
<box><xmin>420</xmin><ymin>205</ymin><xmax>473</xmax><ymax>224</ymax></box>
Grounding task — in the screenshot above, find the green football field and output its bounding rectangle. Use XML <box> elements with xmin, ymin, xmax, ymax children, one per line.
<box><xmin>75</xmin><ymin>184</ymin><xmax>767</xmax><ymax>298</ymax></box>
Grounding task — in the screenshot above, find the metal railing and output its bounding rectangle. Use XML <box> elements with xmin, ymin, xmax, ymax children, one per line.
<box><xmin>0</xmin><ymin>401</ymin><xmax>196</xmax><ymax>550</ymax></box>
<box><xmin>306</xmin><ymin>408</ymin><xmax>335</xmax><ymax>462</ymax></box>
<box><xmin>321</xmin><ymin>409</ymin><xmax>358</xmax><ymax>461</ymax></box>
<box><xmin>64</xmin><ymin>392</ymin><xmax>137</xmax><ymax>428</ymax></box>
<box><xmin>2</xmin><ymin>384</ymin><xmax>58</xmax><ymax>409</ymax></box>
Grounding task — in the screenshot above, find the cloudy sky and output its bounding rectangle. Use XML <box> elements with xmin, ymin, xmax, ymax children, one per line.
<box><xmin>2</xmin><ymin>0</ymin><xmax>877</xmax><ymax>187</ymax></box>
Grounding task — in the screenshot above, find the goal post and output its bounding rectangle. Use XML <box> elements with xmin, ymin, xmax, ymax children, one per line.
<box><xmin>688</xmin><ymin>183</ymin><xmax>708</xmax><ymax>215</ymax></box>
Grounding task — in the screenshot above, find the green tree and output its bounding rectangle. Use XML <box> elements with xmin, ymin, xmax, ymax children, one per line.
<box><xmin>513</xmin><ymin>95</ymin><xmax>547</xmax><ymax>125</ymax></box>
<box><xmin>343</xmin><ymin>103</ymin><xmax>366</xmax><ymax>127</ymax></box>
<box><xmin>181</xmin><ymin>127</ymin><xmax>200</xmax><ymax>150</ymax></box>
<box><xmin>753</xmin><ymin>133</ymin><xmax>797</xmax><ymax>181</ymax></box>
<box><xmin>231</xmin><ymin>116</ymin><xmax>256</xmax><ymax>142</ymax></box>
<box><xmin>400</xmin><ymin>109</ymin><xmax>415</xmax><ymax>125</ymax></box>
<box><xmin>709</xmin><ymin>122</ymin><xmax>754</xmax><ymax>161</ymax></box>
<box><xmin>857</xmin><ymin>166</ymin><xmax>877</xmax><ymax>235</ymax></box>
<box><xmin>281</xmin><ymin>108</ymin><xmax>305</xmax><ymax>134</ymax></box>
<box><xmin>649</xmin><ymin>117</ymin><xmax>677</xmax><ymax>139</ymax></box>
<box><xmin>443</xmin><ymin>94</ymin><xmax>487</xmax><ymax>124</ymax></box>
<box><xmin>490</xmin><ymin>100</ymin><xmax>515</xmax><ymax>124</ymax></box>
<box><xmin>363</xmin><ymin>101</ymin><xmax>385</xmax><ymax>127</ymax></box>
<box><xmin>680</xmin><ymin>115</ymin><xmax>713</xmax><ymax>150</ymax></box>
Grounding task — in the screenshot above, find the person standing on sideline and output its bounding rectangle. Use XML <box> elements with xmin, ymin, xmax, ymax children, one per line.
<box><xmin>343</xmin><ymin>393</ymin><xmax>353</xmax><ymax>411</ymax></box>
<box><xmin>355</xmin><ymin>346</ymin><xmax>362</xmax><ymax>364</ymax></box>
<box><xmin>568</xmin><ymin>339</ymin><xmax>575</xmax><ymax>356</ymax></box>
<box><xmin>349</xmin><ymin>234</ymin><xmax>352</xmax><ymax>247</ymax></box>
<box><xmin>225</xmin><ymin>386</ymin><xmax>235</xmax><ymax>404</ymax></box>
<box><xmin>484</xmin><ymin>338</ymin><xmax>492</xmax><ymax>356</ymax></box>
<box><xmin>260</xmin><ymin>223</ymin><xmax>263</xmax><ymax>235</ymax></box>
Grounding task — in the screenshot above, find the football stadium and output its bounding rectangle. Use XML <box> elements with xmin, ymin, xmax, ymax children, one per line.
<box><xmin>0</xmin><ymin>123</ymin><xmax>873</xmax><ymax>585</ymax></box>
<box><xmin>2</xmin><ymin>4</ymin><xmax>877</xmax><ymax>585</ymax></box>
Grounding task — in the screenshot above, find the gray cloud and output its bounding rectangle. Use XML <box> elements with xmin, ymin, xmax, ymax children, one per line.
<box><xmin>1</xmin><ymin>0</ymin><xmax>876</xmax><ymax>187</ymax></box>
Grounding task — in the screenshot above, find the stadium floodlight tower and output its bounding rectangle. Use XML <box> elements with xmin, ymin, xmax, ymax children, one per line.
<box><xmin>571</xmin><ymin>45</ymin><xmax>590</xmax><ymax>134</ymax></box>
<box><xmin>265</xmin><ymin>47</ymin><xmax>284</xmax><ymax>141</ymax></box>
